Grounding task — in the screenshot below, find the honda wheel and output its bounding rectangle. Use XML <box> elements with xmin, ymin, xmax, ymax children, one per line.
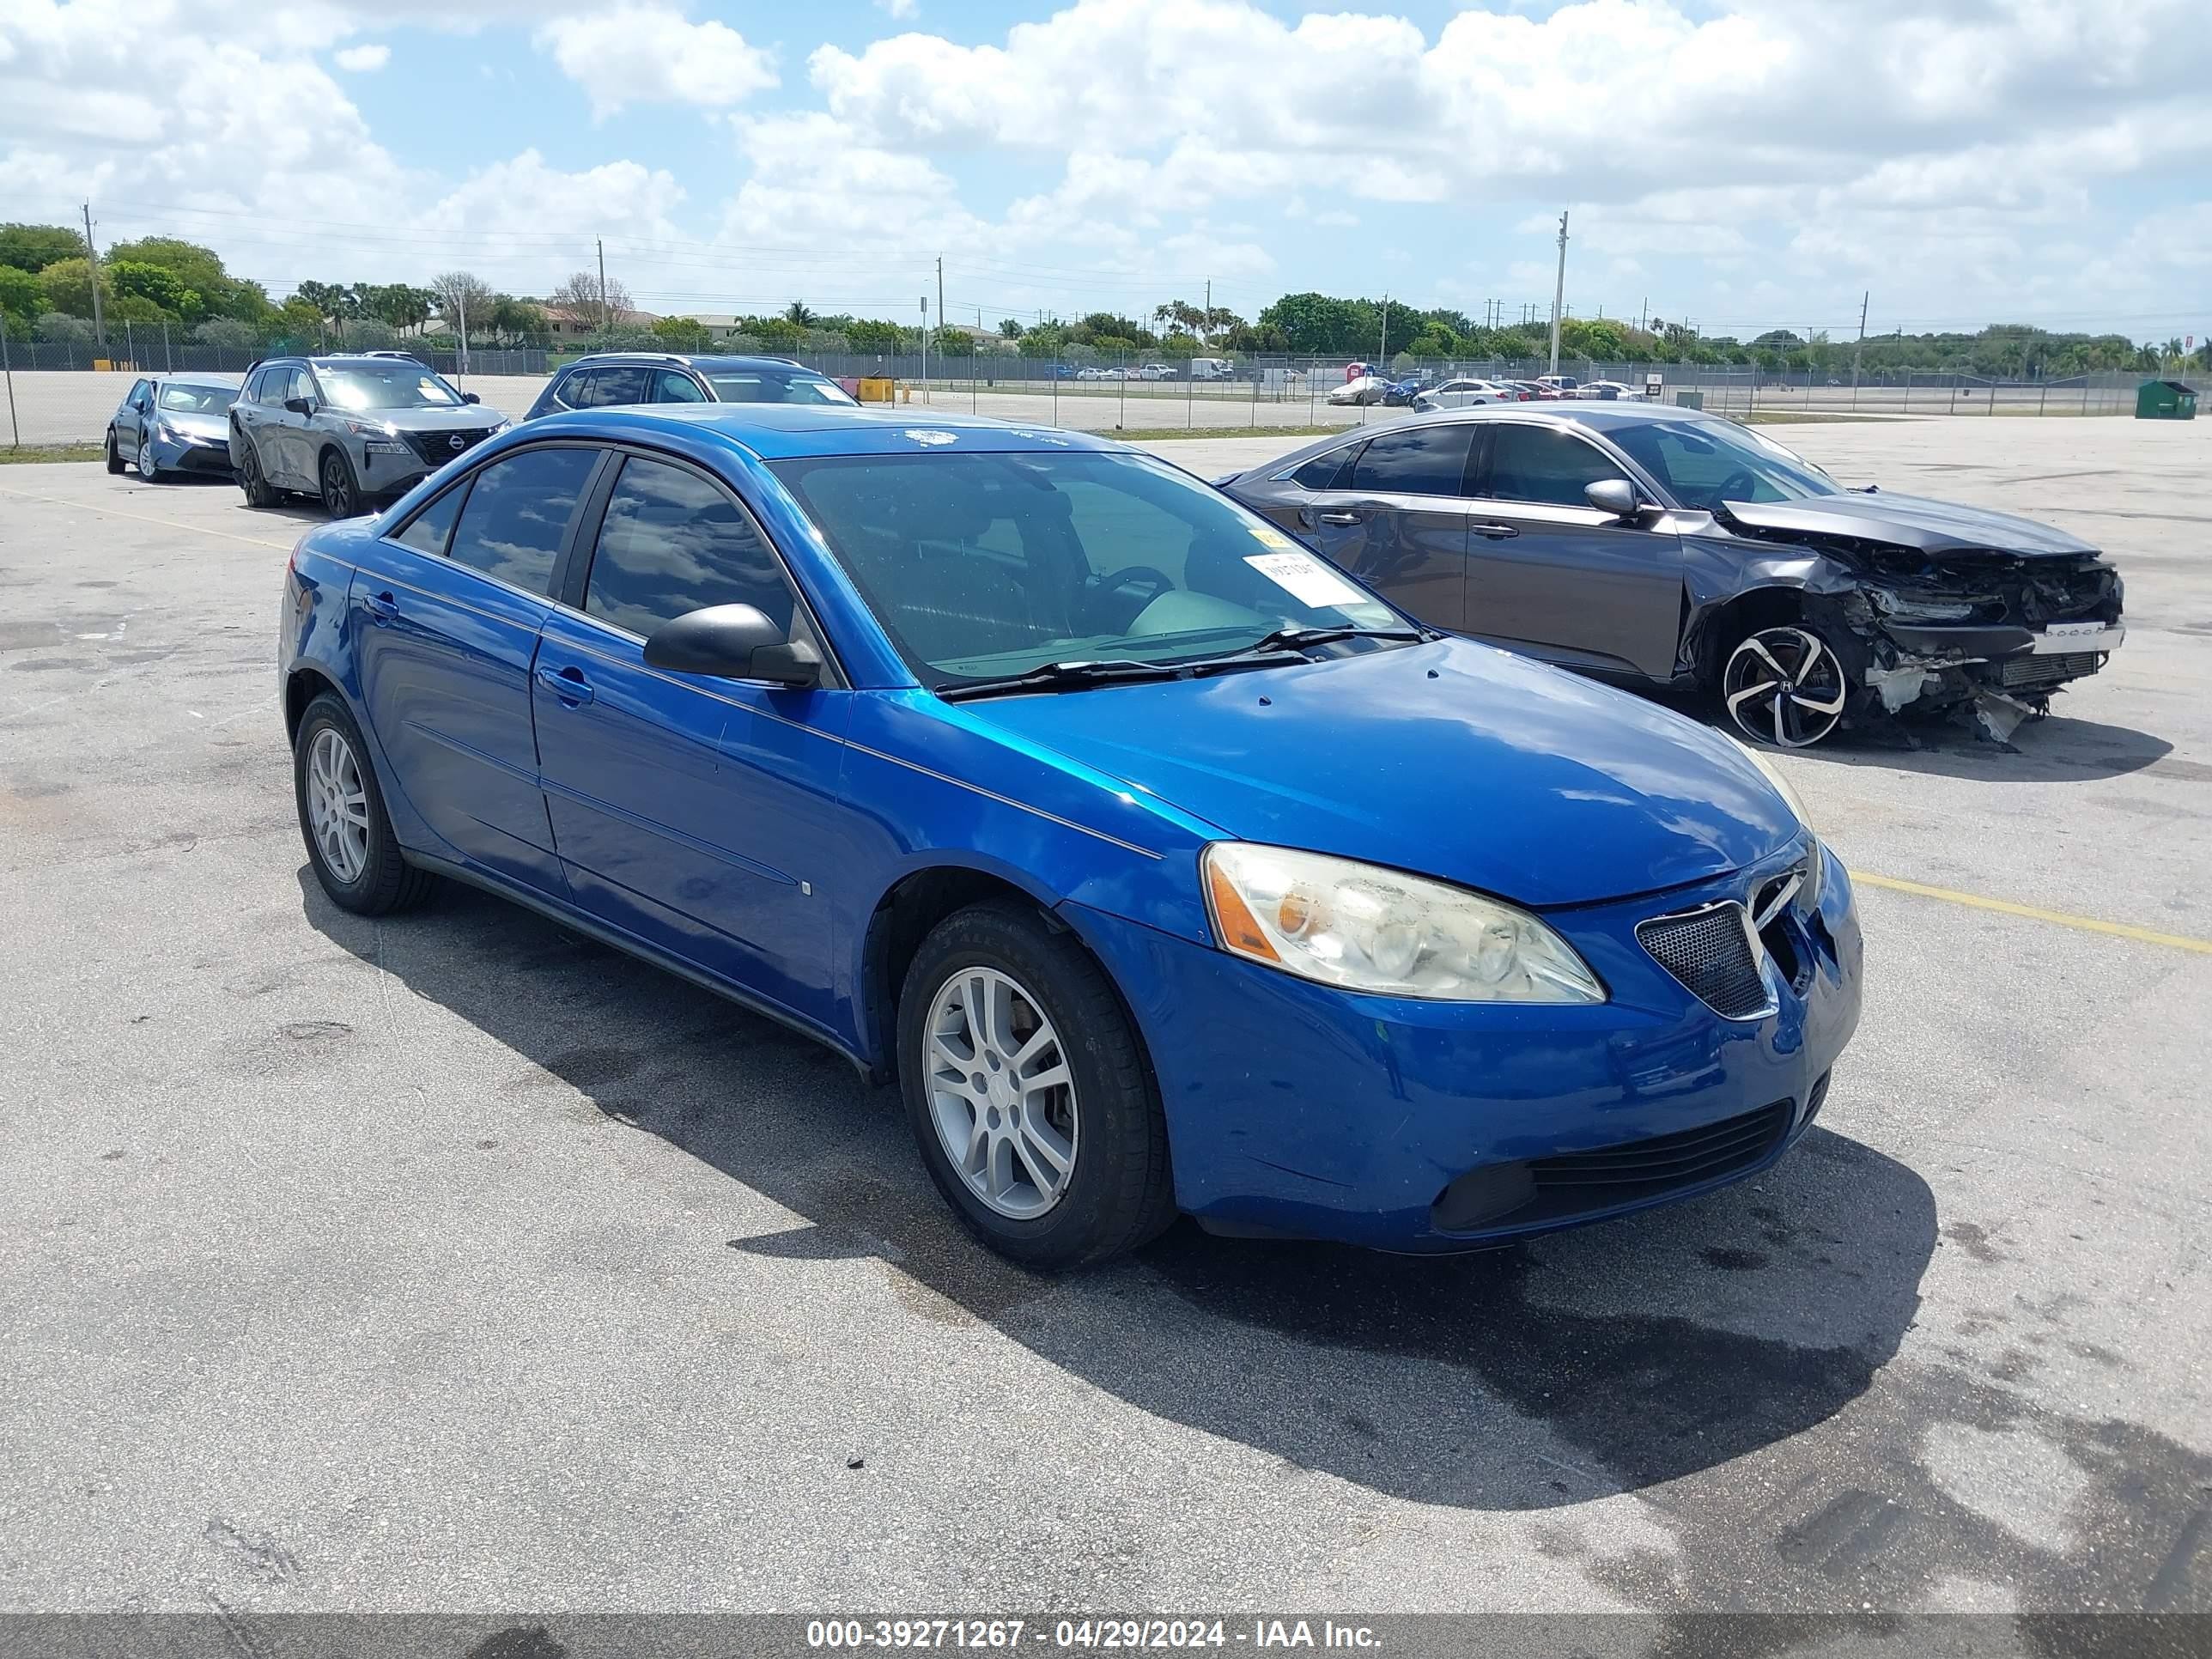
<box><xmin>1724</xmin><ymin>625</ymin><xmax>1849</xmax><ymax>748</ymax></box>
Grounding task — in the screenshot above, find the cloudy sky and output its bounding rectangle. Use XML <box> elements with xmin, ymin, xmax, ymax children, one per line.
<box><xmin>3</xmin><ymin>0</ymin><xmax>2208</xmax><ymax>340</ymax></box>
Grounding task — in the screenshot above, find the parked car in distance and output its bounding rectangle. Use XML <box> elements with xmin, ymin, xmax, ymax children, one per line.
<box><xmin>1218</xmin><ymin>404</ymin><xmax>2124</xmax><ymax>746</ymax></box>
<box><xmin>1509</xmin><ymin>380</ymin><xmax>1565</xmax><ymax>400</ymax></box>
<box><xmin>104</xmin><ymin>374</ymin><xmax>240</xmax><ymax>482</ymax></box>
<box><xmin>1534</xmin><ymin>374</ymin><xmax>1579</xmax><ymax>392</ymax></box>
<box><xmin>277</xmin><ymin>403</ymin><xmax>1859</xmax><ymax>1266</ymax></box>
<box><xmin>1326</xmin><ymin>374</ymin><xmax>1391</xmax><ymax>406</ymax></box>
<box><xmin>1136</xmin><ymin>362</ymin><xmax>1177</xmax><ymax>380</ymax></box>
<box><xmin>1574</xmin><ymin>380</ymin><xmax>1645</xmax><ymax>400</ymax></box>
<box><xmin>1189</xmin><ymin>357</ymin><xmax>1234</xmax><ymax>380</ymax></box>
<box><xmin>526</xmin><ymin>353</ymin><xmax>857</xmax><ymax>422</ymax></box>
<box><xmin>1413</xmin><ymin>378</ymin><xmax>1522</xmax><ymax>412</ymax></box>
<box><xmin>231</xmin><ymin>355</ymin><xmax>509</xmax><ymax>518</ymax></box>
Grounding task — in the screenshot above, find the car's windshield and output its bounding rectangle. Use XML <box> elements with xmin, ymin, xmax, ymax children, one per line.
<box><xmin>1609</xmin><ymin>418</ymin><xmax>1841</xmax><ymax>511</ymax></box>
<box><xmin>770</xmin><ymin>449</ymin><xmax>1405</xmax><ymax>689</ymax></box>
<box><xmin>158</xmin><ymin>385</ymin><xmax>237</xmax><ymax>415</ymax></box>
<box><xmin>707</xmin><ymin>369</ymin><xmax>857</xmax><ymax>406</ymax></box>
<box><xmin>313</xmin><ymin>364</ymin><xmax>464</xmax><ymax>411</ymax></box>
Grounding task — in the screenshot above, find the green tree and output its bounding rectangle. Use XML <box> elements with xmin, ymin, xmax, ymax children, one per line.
<box><xmin>35</xmin><ymin>312</ymin><xmax>94</xmax><ymax>343</ymax></box>
<box><xmin>357</xmin><ymin>283</ymin><xmax>434</xmax><ymax>333</ymax></box>
<box><xmin>489</xmin><ymin>296</ymin><xmax>547</xmax><ymax>343</ymax></box>
<box><xmin>0</xmin><ymin>223</ymin><xmax>85</xmax><ymax>273</ymax></box>
<box><xmin>653</xmin><ymin>315</ymin><xmax>713</xmax><ymax>350</ymax></box>
<box><xmin>847</xmin><ymin>318</ymin><xmax>904</xmax><ymax>353</ymax></box>
<box><xmin>752</xmin><ymin>316</ymin><xmax>805</xmax><ymax>351</ymax></box>
<box><xmin>102</xmin><ymin>238</ymin><xmax>261</xmax><ymax>319</ymax></box>
<box><xmin>37</xmin><ymin>256</ymin><xmax>104</xmax><ymax>318</ymax></box>
<box><xmin>1256</xmin><ymin>292</ymin><xmax>1362</xmax><ymax>353</ymax></box>
<box><xmin>107</xmin><ymin>259</ymin><xmax>202</xmax><ymax>324</ymax></box>
<box><xmin>0</xmin><ymin>264</ymin><xmax>46</xmax><ymax>330</ymax></box>
<box><xmin>191</xmin><ymin>318</ymin><xmax>261</xmax><ymax>350</ymax></box>
<box><xmin>784</xmin><ymin>300</ymin><xmax>817</xmax><ymax>327</ymax></box>
<box><xmin>272</xmin><ymin>295</ymin><xmax>326</xmax><ymax>345</ymax></box>
<box><xmin>997</xmin><ymin>316</ymin><xmax>1024</xmax><ymax>339</ymax></box>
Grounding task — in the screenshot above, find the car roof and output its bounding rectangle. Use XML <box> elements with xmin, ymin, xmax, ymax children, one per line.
<box><xmin>526</xmin><ymin>403</ymin><xmax>1133</xmax><ymax>460</ymax></box>
<box><xmin>561</xmin><ymin>353</ymin><xmax>817</xmax><ymax>373</ymax></box>
<box><xmin>149</xmin><ymin>373</ymin><xmax>239</xmax><ymax>387</ymax></box>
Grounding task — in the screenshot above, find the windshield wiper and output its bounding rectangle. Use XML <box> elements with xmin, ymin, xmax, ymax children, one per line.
<box><xmin>1223</xmin><ymin>623</ymin><xmax>1431</xmax><ymax>658</ymax></box>
<box><xmin>937</xmin><ymin>659</ymin><xmax>1196</xmax><ymax>702</ymax></box>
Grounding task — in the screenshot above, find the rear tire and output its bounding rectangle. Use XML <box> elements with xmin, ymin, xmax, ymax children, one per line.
<box><xmin>236</xmin><ymin>432</ymin><xmax>276</xmax><ymax>507</ymax></box>
<box><xmin>105</xmin><ymin>431</ymin><xmax>125</xmax><ymax>475</ymax></box>
<box><xmin>292</xmin><ymin>692</ymin><xmax>436</xmax><ymax>916</ymax></box>
<box><xmin>898</xmin><ymin>902</ymin><xmax>1175</xmax><ymax>1270</ymax></box>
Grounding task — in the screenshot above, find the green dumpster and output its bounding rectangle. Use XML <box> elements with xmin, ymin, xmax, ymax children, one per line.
<box><xmin>2135</xmin><ymin>379</ymin><xmax>2197</xmax><ymax>420</ymax></box>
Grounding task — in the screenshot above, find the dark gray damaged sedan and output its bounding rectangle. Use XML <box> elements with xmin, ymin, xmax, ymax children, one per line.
<box><xmin>1219</xmin><ymin>405</ymin><xmax>2124</xmax><ymax>746</ymax></box>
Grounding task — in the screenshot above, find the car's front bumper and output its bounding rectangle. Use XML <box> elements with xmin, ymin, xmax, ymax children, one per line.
<box><xmin>1066</xmin><ymin>842</ymin><xmax>1862</xmax><ymax>1253</ymax></box>
<box><xmin>148</xmin><ymin>430</ymin><xmax>234</xmax><ymax>475</ymax></box>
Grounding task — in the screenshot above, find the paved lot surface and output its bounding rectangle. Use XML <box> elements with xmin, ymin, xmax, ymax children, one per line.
<box><xmin>1</xmin><ymin>417</ymin><xmax>2208</xmax><ymax>1620</ymax></box>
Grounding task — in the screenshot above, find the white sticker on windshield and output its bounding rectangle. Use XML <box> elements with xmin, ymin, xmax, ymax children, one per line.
<box><xmin>1245</xmin><ymin>550</ymin><xmax>1364</xmax><ymax>609</ymax></box>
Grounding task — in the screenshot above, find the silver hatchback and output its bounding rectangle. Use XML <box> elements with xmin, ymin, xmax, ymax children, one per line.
<box><xmin>229</xmin><ymin>355</ymin><xmax>508</xmax><ymax>517</ymax></box>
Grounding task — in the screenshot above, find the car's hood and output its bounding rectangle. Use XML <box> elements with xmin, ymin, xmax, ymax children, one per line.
<box><xmin>337</xmin><ymin>407</ymin><xmax>507</xmax><ymax>434</ymax></box>
<box><xmin>962</xmin><ymin>638</ymin><xmax>1799</xmax><ymax>908</ymax></box>
<box><xmin>1723</xmin><ymin>490</ymin><xmax>2100</xmax><ymax>558</ymax></box>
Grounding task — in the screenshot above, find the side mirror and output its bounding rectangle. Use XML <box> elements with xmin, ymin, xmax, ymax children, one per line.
<box><xmin>1585</xmin><ymin>478</ymin><xmax>1643</xmax><ymax>520</ymax></box>
<box><xmin>283</xmin><ymin>397</ymin><xmax>314</xmax><ymax>416</ymax></box>
<box><xmin>462</xmin><ymin>392</ymin><xmax>481</xmax><ymax>404</ymax></box>
<box><xmin>643</xmin><ymin>604</ymin><xmax>823</xmax><ymax>687</ymax></box>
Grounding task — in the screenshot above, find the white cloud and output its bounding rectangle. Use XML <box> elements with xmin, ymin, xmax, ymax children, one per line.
<box><xmin>874</xmin><ymin>0</ymin><xmax>918</xmax><ymax>18</ymax></box>
<box><xmin>334</xmin><ymin>42</ymin><xmax>388</xmax><ymax>70</ymax></box>
<box><xmin>534</xmin><ymin>4</ymin><xmax>775</xmax><ymax>120</ymax></box>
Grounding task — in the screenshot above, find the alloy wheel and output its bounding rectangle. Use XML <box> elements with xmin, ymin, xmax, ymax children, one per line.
<box><xmin>137</xmin><ymin>433</ymin><xmax>158</xmax><ymax>480</ymax></box>
<box><xmin>321</xmin><ymin>455</ymin><xmax>354</xmax><ymax>518</ymax></box>
<box><xmin>305</xmin><ymin>726</ymin><xmax>371</xmax><ymax>884</ymax></box>
<box><xmin>922</xmin><ymin>966</ymin><xmax>1079</xmax><ymax>1220</ymax></box>
<box><xmin>1724</xmin><ymin>625</ymin><xmax>1849</xmax><ymax>748</ymax></box>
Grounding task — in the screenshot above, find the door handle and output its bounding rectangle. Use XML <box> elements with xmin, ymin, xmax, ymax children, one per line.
<box><xmin>1316</xmin><ymin>512</ymin><xmax>1362</xmax><ymax>526</ymax></box>
<box><xmin>1470</xmin><ymin>522</ymin><xmax>1521</xmax><ymax>539</ymax></box>
<box><xmin>535</xmin><ymin>665</ymin><xmax>595</xmax><ymax>706</ymax></box>
<box><xmin>363</xmin><ymin>591</ymin><xmax>399</xmax><ymax>623</ymax></box>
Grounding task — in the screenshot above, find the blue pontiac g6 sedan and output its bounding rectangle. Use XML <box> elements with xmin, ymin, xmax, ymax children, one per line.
<box><xmin>277</xmin><ymin>404</ymin><xmax>1863</xmax><ymax>1267</ymax></box>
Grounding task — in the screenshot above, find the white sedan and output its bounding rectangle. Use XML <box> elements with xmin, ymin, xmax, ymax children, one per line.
<box><xmin>1325</xmin><ymin>374</ymin><xmax>1391</xmax><ymax>407</ymax></box>
<box><xmin>1412</xmin><ymin>378</ymin><xmax>1522</xmax><ymax>411</ymax></box>
<box><xmin>1571</xmin><ymin>380</ymin><xmax>1647</xmax><ymax>400</ymax></box>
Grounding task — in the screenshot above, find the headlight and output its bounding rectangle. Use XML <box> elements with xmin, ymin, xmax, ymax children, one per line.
<box><xmin>155</xmin><ymin>422</ymin><xmax>179</xmax><ymax>442</ymax></box>
<box><xmin>1201</xmin><ymin>843</ymin><xmax>1605</xmax><ymax>1003</ymax></box>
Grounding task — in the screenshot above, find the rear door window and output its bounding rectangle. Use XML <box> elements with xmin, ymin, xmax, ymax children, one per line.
<box><xmin>1347</xmin><ymin>424</ymin><xmax>1476</xmax><ymax>496</ymax></box>
<box><xmin>445</xmin><ymin>447</ymin><xmax>599</xmax><ymax>593</ymax></box>
<box><xmin>582</xmin><ymin>367</ymin><xmax>649</xmax><ymax>406</ymax></box>
<box><xmin>1288</xmin><ymin>444</ymin><xmax>1361</xmax><ymax>490</ymax></box>
<box><xmin>653</xmin><ymin>370</ymin><xmax>708</xmax><ymax>404</ymax></box>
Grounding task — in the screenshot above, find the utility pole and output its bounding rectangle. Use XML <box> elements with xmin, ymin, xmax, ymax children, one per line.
<box><xmin>596</xmin><ymin>238</ymin><xmax>609</xmax><ymax>331</ymax></box>
<box><xmin>1204</xmin><ymin>276</ymin><xmax>1211</xmax><ymax>345</ymax></box>
<box><xmin>1853</xmin><ymin>289</ymin><xmax>1869</xmax><ymax>390</ymax></box>
<box><xmin>1378</xmin><ymin>292</ymin><xmax>1389</xmax><ymax>367</ymax></box>
<box><xmin>1547</xmin><ymin>210</ymin><xmax>1569</xmax><ymax>375</ymax></box>
<box><xmin>920</xmin><ymin>295</ymin><xmax>929</xmax><ymax>399</ymax></box>
<box><xmin>935</xmin><ymin>256</ymin><xmax>945</xmax><ymax>381</ymax></box>
<box><xmin>82</xmin><ymin>203</ymin><xmax>106</xmax><ymax>352</ymax></box>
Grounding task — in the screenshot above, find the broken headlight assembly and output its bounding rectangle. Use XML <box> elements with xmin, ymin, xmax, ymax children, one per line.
<box><xmin>1729</xmin><ymin>738</ymin><xmax>1825</xmax><ymax>910</ymax></box>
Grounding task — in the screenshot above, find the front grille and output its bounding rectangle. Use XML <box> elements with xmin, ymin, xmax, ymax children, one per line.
<box><xmin>1431</xmin><ymin>1097</ymin><xmax>1798</xmax><ymax>1234</ymax></box>
<box><xmin>1637</xmin><ymin>902</ymin><xmax>1770</xmax><ymax>1019</ymax></box>
<box><xmin>1529</xmin><ymin>1100</ymin><xmax>1793</xmax><ymax>1196</ymax></box>
<box><xmin>1998</xmin><ymin>651</ymin><xmax>2101</xmax><ymax>689</ymax></box>
<box><xmin>403</xmin><ymin>427</ymin><xmax>491</xmax><ymax>466</ymax></box>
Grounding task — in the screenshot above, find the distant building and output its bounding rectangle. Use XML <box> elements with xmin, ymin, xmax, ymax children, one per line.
<box><xmin>538</xmin><ymin>303</ymin><xmax>663</xmax><ymax>340</ymax></box>
<box><xmin>675</xmin><ymin>313</ymin><xmax>750</xmax><ymax>343</ymax></box>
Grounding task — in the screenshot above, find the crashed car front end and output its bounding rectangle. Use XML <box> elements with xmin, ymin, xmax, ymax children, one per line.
<box><xmin>1690</xmin><ymin>495</ymin><xmax>2126</xmax><ymax>742</ymax></box>
<box><xmin>1854</xmin><ymin>544</ymin><xmax>2124</xmax><ymax>738</ymax></box>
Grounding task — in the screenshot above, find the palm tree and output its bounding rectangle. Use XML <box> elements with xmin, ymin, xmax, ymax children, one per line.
<box><xmin>786</xmin><ymin>301</ymin><xmax>817</xmax><ymax>327</ymax></box>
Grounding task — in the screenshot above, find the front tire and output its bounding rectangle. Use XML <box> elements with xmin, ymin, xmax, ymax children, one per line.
<box><xmin>1723</xmin><ymin>624</ymin><xmax>1850</xmax><ymax>748</ymax></box>
<box><xmin>319</xmin><ymin>448</ymin><xmax>362</xmax><ymax>519</ymax></box>
<box><xmin>292</xmin><ymin>693</ymin><xmax>435</xmax><ymax>915</ymax></box>
<box><xmin>899</xmin><ymin>902</ymin><xmax>1175</xmax><ymax>1269</ymax></box>
<box><xmin>137</xmin><ymin>432</ymin><xmax>161</xmax><ymax>482</ymax></box>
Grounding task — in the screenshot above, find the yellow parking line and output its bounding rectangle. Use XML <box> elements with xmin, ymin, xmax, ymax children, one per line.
<box><xmin>0</xmin><ymin>484</ymin><xmax>297</xmax><ymax>551</ymax></box>
<box><xmin>1850</xmin><ymin>871</ymin><xmax>2212</xmax><ymax>956</ymax></box>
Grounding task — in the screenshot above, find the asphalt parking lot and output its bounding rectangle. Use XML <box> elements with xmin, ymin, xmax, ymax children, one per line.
<box><xmin>1</xmin><ymin>416</ymin><xmax>2207</xmax><ymax>1621</ymax></box>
